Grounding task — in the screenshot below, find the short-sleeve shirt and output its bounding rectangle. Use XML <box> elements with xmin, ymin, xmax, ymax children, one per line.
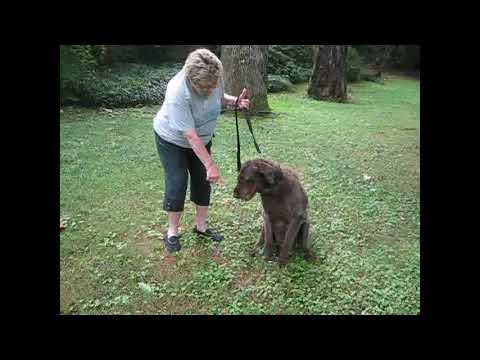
<box><xmin>153</xmin><ymin>68</ymin><xmax>224</xmax><ymax>148</ymax></box>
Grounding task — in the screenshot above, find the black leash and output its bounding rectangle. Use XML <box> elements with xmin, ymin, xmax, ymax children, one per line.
<box><xmin>235</xmin><ymin>96</ymin><xmax>241</xmax><ymax>172</ymax></box>
<box><xmin>235</xmin><ymin>94</ymin><xmax>261</xmax><ymax>172</ymax></box>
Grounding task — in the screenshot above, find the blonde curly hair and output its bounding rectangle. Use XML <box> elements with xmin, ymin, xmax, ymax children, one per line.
<box><xmin>184</xmin><ymin>48</ymin><xmax>223</xmax><ymax>92</ymax></box>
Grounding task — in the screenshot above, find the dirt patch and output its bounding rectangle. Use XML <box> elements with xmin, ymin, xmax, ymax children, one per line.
<box><xmin>132</xmin><ymin>224</ymin><xmax>165</xmax><ymax>257</ymax></box>
<box><xmin>140</xmin><ymin>296</ymin><xmax>177</xmax><ymax>314</ymax></box>
<box><xmin>233</xmin><ymin>269</ymin><xmax>264</xmax><ymax>290</ymax></box>
<box><xmin>151</xmin><ymin>253</ymin><xmax>178</xmax><ymax>283</ymax></box>
<box><xmin>142</xmin><ymin>296</ymin><xmax>209</xmax><ymax>315</ymax></box>
<box><xmin>60</xmin><ymin>261</ymin><xmax>95</xmax><ymax>315</ymax></box>
<box><xmin>211</xmin><ymin>247</ymin><xmax>227</xmax><ymax>265</ymax></box>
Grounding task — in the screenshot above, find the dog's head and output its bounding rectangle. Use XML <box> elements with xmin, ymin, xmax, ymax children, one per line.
<box><xmin>233</xmin><ymin>159</ymin><xmax>283</xmax><ymax>201</ymax></box>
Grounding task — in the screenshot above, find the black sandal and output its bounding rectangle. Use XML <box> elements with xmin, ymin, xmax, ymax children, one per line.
<box><xmin>164</xmin><ymin>234</ymin><xmax>181</xmax><ymax>253</ymax></box>
<box><xmin>192</xmin><ymin>226</ymin><xmax>223</xmax><ymax>242</ymax></box>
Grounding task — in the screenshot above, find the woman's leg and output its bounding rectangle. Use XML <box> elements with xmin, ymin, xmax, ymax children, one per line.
<box><xmin>188</xmin><ymin>141</ymin><xmax>222</xmax><ymax>241</ymax></box>
<box><xmin>155</xmin><ymin>133</ymin><xmax>189</xmax><ymax>238</ymax></box>
<box><xmin>188</xmin><ymin>141</ymin><xmax>212</xmax><ymax>226</ymax></box>
<box><xmin>167</xmin><ymin>212</ymin><xmax>182</xmax><ymax>237</ymax></box>
<box><xmin>194</xmin><ymin>205</ymin><xmax>209</xmax><ymax>233</ymax></box>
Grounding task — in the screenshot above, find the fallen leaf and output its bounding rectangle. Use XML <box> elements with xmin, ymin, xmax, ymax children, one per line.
<box><xmin>363</xmin><ymin>174</ymin><xmax>372</xmax><ymax>181</ymax></box>
<box><xmin>103</xmin><ymin>108</ymin><xmax>113</xmax><ymax>113</ymax></box>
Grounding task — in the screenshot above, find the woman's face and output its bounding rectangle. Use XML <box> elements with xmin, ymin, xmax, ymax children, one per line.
<box><xmin>191</xmin><ymin>80</ymin><xmax>217</xmax><ymax>96</ymax></box>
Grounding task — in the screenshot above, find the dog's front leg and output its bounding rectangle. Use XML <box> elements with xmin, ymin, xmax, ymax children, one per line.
<box><xmin>278</xmin><ymin>213</ymin><xmax>305</xmax><ymax>266</ymax></box>
<box><xmin>263</xmin><ymin>213</ymin><xmax>275</xmax><ymax>261</ymax></box>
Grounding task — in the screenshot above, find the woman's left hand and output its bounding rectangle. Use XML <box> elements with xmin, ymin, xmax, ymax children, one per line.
<box><xmin>237</xmin><ymin>88</ymin><xmax>250</xmax><ymax>110</ymax></box>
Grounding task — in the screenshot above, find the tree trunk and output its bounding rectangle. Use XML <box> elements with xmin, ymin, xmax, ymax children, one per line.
<box><xmin>221</xmin><ymin>45</ymin><xmax>271</xmax><ymax>114</ymax></box>
<box><xmin>259</xmin><ymin>45</ymin><xmax>269</xmax><ymax>87</ymax></box>
<box><xmin>308</xmin><ymin>45</ymin><xmax>347</xmax><ymax>102</ymax></box>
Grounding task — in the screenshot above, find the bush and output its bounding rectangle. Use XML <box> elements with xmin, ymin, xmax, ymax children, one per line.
<box><xmin>346</xmin><ymin>47</ymin><xmax>363</xmax><ymax>83</ymax></box>
<box><xmin>269</xmin><ymin>45</ymin><xmax>313</xmax><ymax>68</ymax></box>
<box><xmin>60</xmin><ymin>45</ymin><xmax>100</xmax><ymax>103</ymax></box>
<box><xmin>285</xmin><ymin>63</ymin><xmax>312</xmax><ymax>84</ymax></box>
<box><xmin>351</xmin><ymin>45</ymin><xmax>370</xmax><ymax>60</ymax></box>
<box><xmin>61</xmin><ymin>62</ymin><xmax>183</xmax><ymax>108</ymax></box>
<box><xmin>390</xmin><ymin>45</ymin><xmax>420</xmax><ymax>70</ymax></box>
<box><xmin>268</xmin><ymin>45</ymin><xmax>312</xmax><ymax>84</ymax></box>
<box><xmin>267</xmin><ymin>75</ymin><xmax>293</xmax><ymax>93</ymax></box>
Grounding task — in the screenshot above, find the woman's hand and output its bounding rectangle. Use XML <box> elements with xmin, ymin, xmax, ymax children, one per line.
<box><xmin>184</xmin><ymin>129</ymin><xmax>223</xmax><ymax>186</ymax></box>
<box><xmin>206</xmin><ymin>164</ymin><xmax>223</xmax><ymax>185</ymax></box>
<box><xmin>236</xmin><ymin>88</ymin><xmax>250</xmax><ymax>110</ymax></box>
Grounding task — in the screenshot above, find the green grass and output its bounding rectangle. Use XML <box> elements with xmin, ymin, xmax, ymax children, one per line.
<box><xmin>60</xmin><ymin>73</ymin><xmax>420</xmax><ymax>315</ymax></box>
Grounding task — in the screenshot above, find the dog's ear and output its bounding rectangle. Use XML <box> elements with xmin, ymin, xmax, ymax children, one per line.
<box><xmin>263</xmin><ymin>166</ymin><xmax>283</xmax><ymax>186</ymax></box>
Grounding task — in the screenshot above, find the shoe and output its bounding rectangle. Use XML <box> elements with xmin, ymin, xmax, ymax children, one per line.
<box><xmin>192</xmin><ymin>226</ymin><xmax>223</xmax><ymax>242</ymax></box>
<box><xmin>164</xmin><ymin>234</ymin><xmax>181</xmax><ymax>252</ymax></box>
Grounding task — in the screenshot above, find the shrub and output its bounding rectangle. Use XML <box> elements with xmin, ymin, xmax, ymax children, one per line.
<box><xmin>267</xmin><ymin>75</ymin><xmax>293</xmax><ymax>93</ymax></box>
<box><xmin>60</xmin><ymin>45</ymin><xmax>100</xmax><ymax>103</ymax></box>
<box><xmin>346</xmin><ymin>47</ymin><xmax>363</xmax><ymax>82</ymax></box>
<box><xmin>61</xmin><ymin>62</ymin><xmax>183</xmax><ymax>108</ymax></box>
<box><xmin>287</xmin><ymin>65</ymin><xmax>311</xmax><ymax>84</ymax></box>
<box><xmin>269</xmin><ymin>45</ymin><xmax>313</xmax><ymax>68</ymax></box>
<box><xmin>267</xmin><ymin>45</ymin><xmax>312</xmax><ymax>84</ymax></box>
<box><xmin>390</xmin><ymin>45</ymin><xmax>420</xmax><ymax>69</ymax></box>
<box><xmin>351</xmin><ymin>45</ymin><xmax>370</xmax><ymax>60</ymax></box>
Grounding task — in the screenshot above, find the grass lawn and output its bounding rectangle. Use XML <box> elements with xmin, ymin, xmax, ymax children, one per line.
<box><xmin>60</xmin><ymin>74</ymin><xmax>420</xmax><ymax>315</ymax></box>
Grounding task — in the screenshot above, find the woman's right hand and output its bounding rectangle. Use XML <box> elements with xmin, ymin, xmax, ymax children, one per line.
<box><xmin>206</xmin><ymin>164</ymin><xmax>222</xmax><ymax>185</ymax></box>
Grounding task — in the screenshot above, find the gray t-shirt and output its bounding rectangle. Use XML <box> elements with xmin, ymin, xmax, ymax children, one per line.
<box><xmin>153</xmin><ymin>68</ymin><xmax>224</xmax><ymax>148</ymax></box>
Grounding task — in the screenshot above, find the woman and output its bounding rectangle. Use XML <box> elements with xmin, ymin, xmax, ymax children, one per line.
<box><xmin>153</xmin><ymin>48</ymin><xmax>249</xmax><ymax>252</ymax></box>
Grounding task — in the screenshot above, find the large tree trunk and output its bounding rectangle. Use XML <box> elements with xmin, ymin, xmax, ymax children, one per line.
<box><xmin>308</xmin><ymin>45</ymin><xmax>347</xmax><ymax>102</ymax></box>
<box><xmin>259</xmin><ymin>45</ymin><xmax>269</xmax><ymax>86</ymax></box>
<box><xmin>221</xmin><ymin>45</ymin><xmax>270</xmax><ymax>114</ymax></box>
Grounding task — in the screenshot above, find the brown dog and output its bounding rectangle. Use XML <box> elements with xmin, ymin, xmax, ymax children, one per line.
<box><xmin>233</xmin><ymin>158</ymin><xmax>314</xmax><ymax>266</ymax></box>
